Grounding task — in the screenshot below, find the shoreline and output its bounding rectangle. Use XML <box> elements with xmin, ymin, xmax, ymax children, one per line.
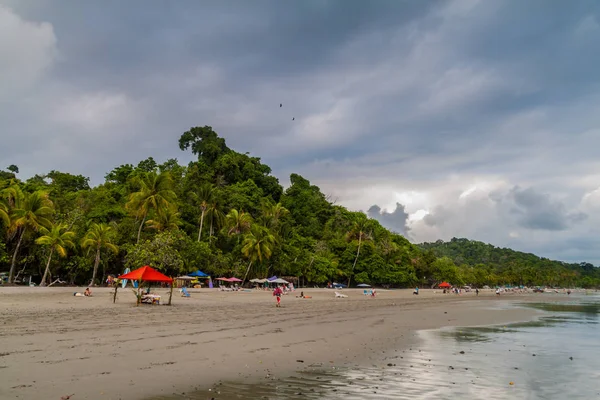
<box><xmin>0</xmin><ymin>287</ymin><xmax>557</xmax><ymax>400</ymax></box>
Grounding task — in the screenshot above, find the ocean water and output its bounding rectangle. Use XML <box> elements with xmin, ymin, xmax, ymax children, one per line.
<box><xmin>154</xmin><ymin>295</ymin><xmax>600</xmax><ymax>400</ymax></box>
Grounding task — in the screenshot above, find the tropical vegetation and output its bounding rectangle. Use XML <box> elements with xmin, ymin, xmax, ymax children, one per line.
<box><xmin>0</xmin><ymin>126</ymin><xmax>598</xmax><ymax>288</ymax></box>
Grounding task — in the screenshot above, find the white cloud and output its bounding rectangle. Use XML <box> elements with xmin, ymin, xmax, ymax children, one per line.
<box><xmin>52</xmin><ymin>91</ymin><xmax>134</xmax><ymax>130</ymax></box>
<box><xmin>0</xmin><ymin>5</ymin><xmax>57</xmax><ymax>98</ymax></box>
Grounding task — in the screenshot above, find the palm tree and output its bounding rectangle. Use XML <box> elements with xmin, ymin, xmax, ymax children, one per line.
<box><xmin>225</xmin><ymin>209</ymin><xmax>252</xmax><ymax>236</ymax></box>
<box><xmin>189</xmin><ymin>184</ymin><xmax>213</xmax><ymax>241</ymax></box>
<box><xmin>241</xmin><ymin>224</ymin><xmax>276</xmax><ymax>284</ymax></box>
<box><xmin>81</xmin><ymin>223</ymin><xmax>119</xmax><ymax>286</ymax></box>
<box><xmin>145</xmin><ymin>206</ymin><xmax>180</xmax><ymax>232</ymax></box>
<box><xmin>207</xmin><ymin>200</ymin><xmax>225</xmax><ymax>238</ymax></box>
<box><xmin>8</xmin><ymin>190</ymin><xmax>54</xmax><ymax>283</ymax></box>
<box><xmin>126</xmin><ymin>171</ymin><xmax>176</xmax><ymax>243</ymax></box>
<box><xmin>0</xmin><ymin>198</ymin><xmax>8</xmax><ymax>227</ymax></box>
<box><xmin>346</xmin><ymin>216</ymin><xmax>372</xmax><ymax>287</ymax></box>
<box><xmin>36</xmin><ymin>223</ymin><xmax>75</xmax><ymax>286</ymax></box>
<box><xmin>260</xmin><ymin>201</ymin><xmax>289</xmax><ymax>231</ymax></box>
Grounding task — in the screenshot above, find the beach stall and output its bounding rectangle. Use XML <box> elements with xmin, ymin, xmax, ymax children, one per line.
<box><xmin>216</xmin><ymin>277</ymin><xmax>243</xmax><ymax>291</ymax></box>
<box><xmin>437</xmin><ymin>282</ymin><xmax>451</xmax><ymax>289</ymax></box>
<box><xmin>186</xmin><ymin>270</ymin><xmax>212</xmax><ymax>288</ymax></box>
<box><xmin>116</xmin><ymin>266</ymin><xmax>174</xmax><ymax>306</ymax></box>
<box><xmin>175</xmin><ymin>275</ymin><xmax>196</xmax><ymax>287</ymax></box>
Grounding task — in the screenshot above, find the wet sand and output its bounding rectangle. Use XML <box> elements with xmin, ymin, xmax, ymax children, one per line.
<box><xmin>0</xmin><ymin>287</ymin><xmax>548</xmax><ymax>400</ymax></box>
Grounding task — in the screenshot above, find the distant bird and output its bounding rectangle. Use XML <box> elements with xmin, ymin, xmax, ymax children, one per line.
<box><xmin>280</xmin><ymin>103</ymin><xmax>282</xmax><ymax>107</ymax></box>
<box><xmin>292</xmin><ymin>117</ymin><xmax>295</xmax><ymax>121</ymax></box>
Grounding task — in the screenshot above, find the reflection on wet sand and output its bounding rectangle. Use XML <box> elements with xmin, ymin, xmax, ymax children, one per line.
<box><xmin>151</xmin><ymin>297</ymin><xmax>599</xmax><ymax>400</ymax></box>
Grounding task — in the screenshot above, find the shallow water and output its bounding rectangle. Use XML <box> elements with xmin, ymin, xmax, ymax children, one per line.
<box><xmin>151</xmin><ymin>295</ymin><xmax>600</xmax><ymax>400</ymax></box>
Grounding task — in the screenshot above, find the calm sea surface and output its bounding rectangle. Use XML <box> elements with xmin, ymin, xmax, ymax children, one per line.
<box><xmin>152</xmin><ymin>295</ymin><xmax>600</xmax><ymax>400</ymax></box>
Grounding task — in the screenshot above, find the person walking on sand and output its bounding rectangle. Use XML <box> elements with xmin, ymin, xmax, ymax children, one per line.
<box><xmin>273</xmin><ymin>286</ymin><xmax>283</xmax><ymax>307</ymax></box>
<box><xmin>475</xmin><ymin>288</ymin><xmax>479</xmax><ymax>296</ymax></box>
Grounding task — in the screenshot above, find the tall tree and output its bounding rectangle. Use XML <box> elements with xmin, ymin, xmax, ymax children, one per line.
<box><xmin>145</xmin><ymin>206</ymin><xmax>180</xmax><ymax>232</ymax></box>
<box><xmin>126</xmin><ymin>171</ymin><xmax>176</xmax><ymax>243</ymax></box>
<box><xmin>241</xmin><ymin>224</ymin><xmax>275</xmax><ymax>284</ymax></box>
<box><xmin>81</xmin><ymin>223</ymin><xmax>119</xmax><ymax>286</ymax></box>
<box><xmin>346</xmin><ymin>215</ymin><xmax>373</xmax><ymax>287</ymax></box>
<box><xmin>260</xmin><ymin>201</ymin><xmax>289</xmax><ymax>230</ymax></box>
<box><xmin>189</xmin><ymin>184</ymin><xmax>213</xmax><ymax>241</ymax></box>
<box><xmin>207</xmin><ymin>200</ymin><xmax>225</xmax><ymax>238</ymax></box>
<box><xmin>179</xmin><ymin>126</ymin><xmax>231</xmax><ymax>165</ymax></box>
<box><xmin>8</xmin><ymin>190</ymin><xmax>54</xmax><ymax>283</ymax></box>
<box><xmin>225</xmin><ymin>209</ymin><xmax>252</xmax><ymax>236</ymax></box>
<box><xmin>0</xmin><ymin>197</ymin><xmax>8</xmax><ymax>227</ymax></box>
<box><xmin>36</xmin><ymin>223</ymin><xmax>75</xmax><ymax>286</ymax></box>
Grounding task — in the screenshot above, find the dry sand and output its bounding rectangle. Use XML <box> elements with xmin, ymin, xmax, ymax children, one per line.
<box><xmin>0</xmin><ymin>287</ymin><xmax>550</xmax><ymax>400</ymax></box>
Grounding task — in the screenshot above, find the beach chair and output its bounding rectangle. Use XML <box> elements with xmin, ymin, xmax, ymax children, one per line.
<box><xmin>363</xmin><ymin>289</ymin><xmax>368</xmax><ymax>296</ymax></box>
<box><xmin>180</xmin><ymin>287</ymin><xmax>191</xmax><ymax>297</ymax></box>
<box><xmin>335</xmin><ymin>291</ymin><xmax>348</xmax><ymax>298</ymax></box>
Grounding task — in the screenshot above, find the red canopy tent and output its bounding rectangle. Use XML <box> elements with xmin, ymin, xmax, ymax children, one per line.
<box><xmin>115</xmin><ymin>266</ymin><xmax>174</xmax><ymax>305</ymax></box>
<box><xmin>438</xmin><ymin>281</ymin><xmax>451</xmax><ymax>288</ymax></box>
<box><xmin>118</xmin><ymin>266</ymin><xmax>173</xmax><ymax>283</ymax></box>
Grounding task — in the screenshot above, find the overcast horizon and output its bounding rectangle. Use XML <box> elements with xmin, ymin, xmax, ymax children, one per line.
<box><xmin>2</xmin><ymin>0</ymin><xmax>600</xmax><ymax>264</ymax></box>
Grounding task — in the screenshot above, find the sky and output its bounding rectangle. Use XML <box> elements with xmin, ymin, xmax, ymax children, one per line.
<box><xmin>2</xmin><ymin>0</ymin><xmax>600</xmax><ymax>264</ymax></box>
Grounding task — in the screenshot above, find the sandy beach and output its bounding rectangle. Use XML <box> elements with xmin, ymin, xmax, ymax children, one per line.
<box><xmin>0</xmin><ymin>287</ymin><xmax>548</xmax><ymax>400</ymax></box>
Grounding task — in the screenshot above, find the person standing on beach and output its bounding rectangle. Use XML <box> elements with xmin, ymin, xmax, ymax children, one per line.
<box><xmin>273</xmin><ymin>286</ymin><xmax>283</xmax><ymax>307</ymax></box>
<box><xmin>475</xmin><ymin>288</ymin><xmax>479</xmax><ymax>296</ymax></box>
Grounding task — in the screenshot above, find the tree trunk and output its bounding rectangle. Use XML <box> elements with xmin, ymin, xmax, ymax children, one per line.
<box><xmin>90</xmin><ymin>245</ymin><xmax>101</xmax><ymax>286</ymax></box>
<box><xmin>198</xmin><ymin>209</ymin><xmax>205</xmax><ymax>241</ymax></box>
<box><xmin>40</xmin><ymin>248</ymin><xmax>55</xmax><ymax>287</ymax></box>
<box><xmin>209</xmin><ymin>215</ymin><xmax>214</xmax><ymax>237</ymax></box>
<box><xmin>136</xmin><ymin>214</ymin><xmax>146</xmax><ymax>244</ymax></box>
<box><xmin>242</xmin><ymin>261</ymin><xmax>253</xmax><ymax>286</ymax></box>
<box><xmin>347</xmin><ymin>235</ymin><xmax>362</xmax><ymax>287</ymax></box>
<box><xmin>8</xmin><ymin>229</ymin><xmax>25</xmax><ymax>283</ymax></box>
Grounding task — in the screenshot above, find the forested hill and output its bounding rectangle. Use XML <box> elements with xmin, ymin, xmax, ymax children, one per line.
<box><xmin>419</xmin><ymin>238</ymin><xmax>600</xmax><ymax>288</ymax></box>
<box><xmin>0</xmin><ymin>126</ymin><xmax>422</xmax><ymax>287</ymax></box>
<box><xmin>0</xmin><ymin>126</ymin><xmax>598</xmax><ymax>288</ymax></box>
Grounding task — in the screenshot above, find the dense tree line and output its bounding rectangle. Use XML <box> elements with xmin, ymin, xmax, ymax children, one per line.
<box><xmin>419</xmin><ymin>238</ymin><xmax>600</xmax><ymax>288</ymax></box>
<box><xmin>0</xmin><ymin>126</ymin><xmax>598</xmax><ymax>288</ymax></box>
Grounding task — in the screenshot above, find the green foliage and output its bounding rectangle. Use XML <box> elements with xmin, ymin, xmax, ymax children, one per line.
<box><xmin>0</xmin><ymin>127</ymin><xmax>597</xmax><ymax>288</ymax></box>
<box><xmin>35</xmin><ymin>223</ymin><xmax>76</xmax><ymax>286</ymax></box>
<box><xmin>123</xmin><ymin>231</ymin><xmax>185</xmax><ymax>276</ymax></box>
<box><xmin>420</xmin><ymin>238</ymin><xmax>600</xmax><ymax>288</ymax></box>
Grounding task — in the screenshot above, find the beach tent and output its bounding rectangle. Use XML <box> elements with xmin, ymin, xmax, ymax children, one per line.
<box><xmin>438</xmin><ymin>282</ymin><xmax>451</xmax><ymax>288</ymax></box>
<box><xmin>357</xmin><ymin>283</ymin><xmax>371</xmax><ymax>287</ymax></box>
<box><xmin>228</xmin><ymin>277</ymin><xmax>242</xmax><ymax>282</ymax></box>
<box><xmin>119</xmin><ymin>266</ymin><xmax>173</xmax><ymax>283</ymax></box>
<box><xmin>188</xmin><ymin>270</ymin><xmax>209</xmax><ymax>277</ymax></box>
<box><xmin>267</xmin><ymin>276</ymin><xmax>278</xmax><ymax>282</ymax></box>
<box><xmin>115</xmin><ymin>266</ymin><xmax>174</xmax><ymax>305</ymax></box>
<box><xmin>271</xmin><ymin>278</ymin><xmax>289</xmax><ymax>284</ymax></box>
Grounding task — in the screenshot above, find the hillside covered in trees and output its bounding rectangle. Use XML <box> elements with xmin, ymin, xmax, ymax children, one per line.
<box><xmin>0</xmin><ymin>126</ymin><xmax>598</xmax><ymax>288</ymax></box>
<box><xmin>419</xmin><ymin>238</ymin><xmax>600</xmax><ymax>288</ymax></box>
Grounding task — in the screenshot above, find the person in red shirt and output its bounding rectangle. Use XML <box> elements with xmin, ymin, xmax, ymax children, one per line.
<box><xmin>273</xmin><ymin>286</ymin><xmax>283</xmax><ymax>307</ymax></box>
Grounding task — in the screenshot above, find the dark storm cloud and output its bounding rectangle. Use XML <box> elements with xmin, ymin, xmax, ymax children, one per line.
<box><xmin>505</xmin><ymin>187</ymin><xmax>588</xmax><ymax>231</ymax></box>
<box><xmin>367</xmin><ymin>203</ymin><xmax>410</xmax><ymax>236</ymax></box>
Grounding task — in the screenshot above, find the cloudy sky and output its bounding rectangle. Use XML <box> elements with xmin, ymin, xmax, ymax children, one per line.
<box><xmin>2</xmin><ymin>0</ymin><xmax>600</xmax><ymax>263</ymax></box>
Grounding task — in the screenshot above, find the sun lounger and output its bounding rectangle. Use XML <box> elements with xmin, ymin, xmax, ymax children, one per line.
<box><xmin>335</xmin><ymin>291</ymin><xmax>348</xmax><ymax>298</ymax></box>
